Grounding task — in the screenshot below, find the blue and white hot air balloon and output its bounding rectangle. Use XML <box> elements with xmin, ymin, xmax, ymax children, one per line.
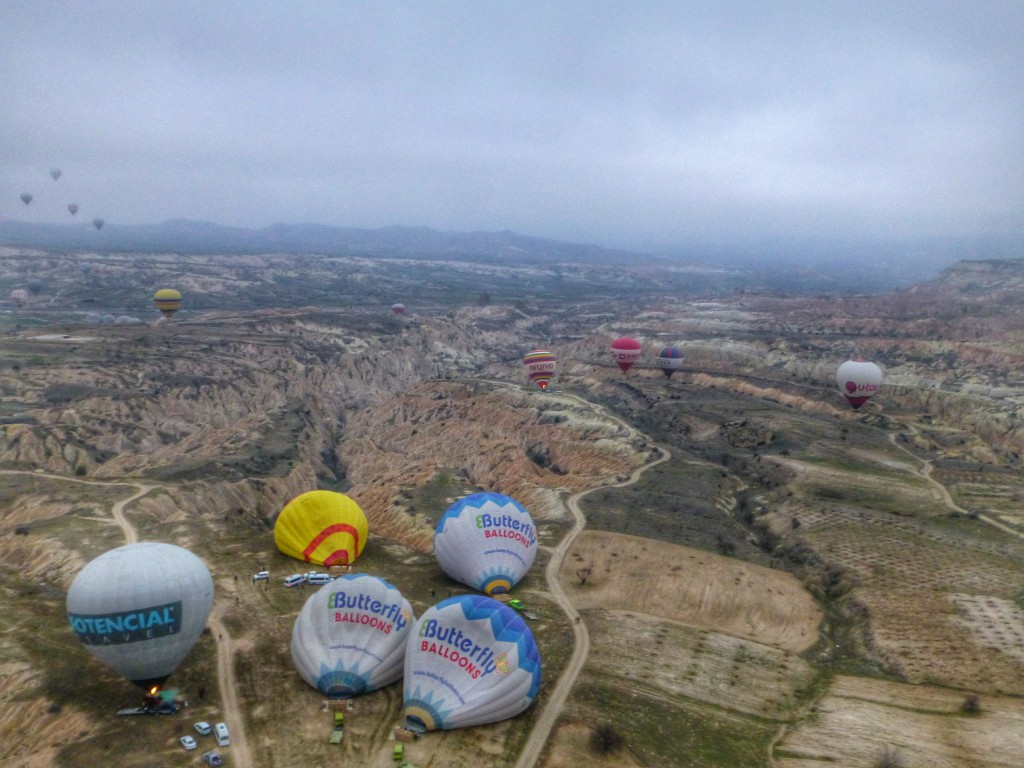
<box><xmin>291</xmin><ymin>573</ymin><xmax>414</xmax><ymax>698</ymax></box>
<box><xmin>66</xmin><ymin>542</ymin><xmax>214</xmax><ymax>690</ymax></box>
<box><xmin>656</xmin><ymin>345</ymin><xmax>683</xmax><ymax>378</ymax></box>
<box><xmin>403</xmin><ymin>595</ymin><xmax>541</xmax><ymax>732</ymax></box>
<box><xmin>434</xmin><ymin>492</ymin><xmax>538</xmax><ymax>595</ymax></box>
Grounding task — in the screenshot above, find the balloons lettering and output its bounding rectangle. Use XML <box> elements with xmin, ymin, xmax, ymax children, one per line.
<box><xmin>66</xmin><ymin>542</ymin><xmax>214</xmax><ymax>690</ymax></box>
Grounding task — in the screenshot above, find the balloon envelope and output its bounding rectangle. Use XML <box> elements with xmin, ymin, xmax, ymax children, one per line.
<box><xmin>10</xmin><ymin>289</ymin><xmax>28</xmax><ymax>306</ymax></box>
<box><xmin>292</xmin><ymin>573</ymin><xmax>414</xmax><ymax>698</ymax></box>
<box><xmin>66</xmin><ymin>542</ymin><xmax>214</xmax><ymax>689</ymax></box>
<box><xmin>403</xmin><ymin>595</ymin><xmax>541</xmax><ymax>732</ymax></box>
<box><xmin>67</xmin><ymin>203</ymin><xmax>79</xmax><ymax>216</ymax></box>
<box><xmin>153</xmin><ymin>288</ymin><xmax>182</xmax><ymax>318</ymax></box>
<box><xmin>391</xmin><ymin>303</ymin><xmax>406</xmax><ymax>315</ymax></box>
<box><xmin>522</xmin><ymin>349</ymin><xmax>556</xmax><ymax>391</ymax></box>
<box><xmin>836</xmin><ymin>360</ymin><xmax>883</xmax><ymax>409</ymax></box>
<box><xmin>20</xmin><ymin>193</ymin><xmax>32</xmax><ymax>205</ymax></box>
<box><xmin>275</xmin><ymin>490</ymin><xmax>368</xmax><ymax>567</ymax></box>
<box><xmin>434</xmin><ymin>492</ymin><xmax>537</xmax><ymax>596</ymax></box>
<box><xmin>50</xmin><ymin>168</ymin><xmax>62</xmax><ymax>181</ymax></box>
<box><xmin>656</xmin><ymin>345</ymin><xmax>683</xmax><ymax>377</ymax></box>
<box><xmin>92</xmin><ymin>218</ymin><xmax>105</xmax><ymax>230</ymax></box>
<box><xmin>611</xmin><ymin>337</ymin><xmax>642</xmax><ymax>372</ymax></box>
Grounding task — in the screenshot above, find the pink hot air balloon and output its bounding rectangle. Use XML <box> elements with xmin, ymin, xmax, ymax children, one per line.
<box><xmin>391</xmin><ymin>303</ymin><xmax>406</xmax><ymax>315</ymax></box>
<box><xmin>10</xmin><ymin>289</ymin><xmax>28</xmax><ymax>307</ymax></box>
<box><xmin>836</xmin><ymin>360</ymin><xmax>883</xmax><ymax>410</ymax></box>
<box><xmin>610</xmin><ymin>337</ymin><xmax>642</xmax><ymax>373</ymax></box>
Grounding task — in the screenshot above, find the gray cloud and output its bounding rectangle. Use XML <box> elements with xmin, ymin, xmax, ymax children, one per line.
<box><xmin>2</xmin><ymin>1</ymin><xmax>1022</xmax><ymax>254</ymax></box>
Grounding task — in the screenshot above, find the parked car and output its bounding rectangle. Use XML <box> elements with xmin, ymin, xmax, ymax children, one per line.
<box><xmin>507</xmin><ymin>598</ymin><xmax>525</xmax><ymax>611</ymax></box>
<box><xmin>252</xmin><ymin>570</ymin><xmax>269</xmax><ymax>581</ymax></box>
<box><xmin>393</xmin><ymin>743</ymin><xmax>405</xmax><ymax>761</ymax></box>
<box><xmin>306</xmin><ymin>572</ymin><xmax>333</xmax><ymax>585</ymax></box>
<box><xmin>180</xmin><ymin>735</ymin><xmax>197</xmax><ymax>751</ymax></box>
<box><xmin>194</xmin><ymin>721</ymin><xmax>212</xmax><ymax>735</ymax></box>
<box><xmin>283</xmin><ymin>574</ymin><xmax>306</xmax><ymax>588</ymax></box>
<box><xmin>201</xmin><ymin>751</ymin><xmax>223</xmax><ymax>767</ymax></box>
<box><xmin>214</xmin><ymin>721</ymin><xmax>231</xmax><ymax>747</ymax></box>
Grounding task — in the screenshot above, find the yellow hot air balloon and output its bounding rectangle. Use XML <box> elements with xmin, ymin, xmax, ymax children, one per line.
<box><xmin>153</xmin><ymin>288</ymin><xmax>183</xmax><ymax>318</ymax></box>
<box><xmin>274</xmin><ymin>491</ymin><xmax>368</xmax><ymax>567</ymax></box>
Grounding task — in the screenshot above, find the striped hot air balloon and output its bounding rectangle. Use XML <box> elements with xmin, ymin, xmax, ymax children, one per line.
<box><xmin>274</xmin><ymin>490</ymin><xmax>368</xmax><ymax>567</ymax></box>
<box><xmin>656</xmin><ymin>345</ymin><xmax>683</xmax><ymax>378</ymax></box>
<box><xmin>522</xmin><ymin>349</ymin><xmax>556</xmax><ymax>391</ymax></box>
<box><xmin>153</xmin><ymin>288</ymin><xmax>182</xmax><ymax>318</ymax></box>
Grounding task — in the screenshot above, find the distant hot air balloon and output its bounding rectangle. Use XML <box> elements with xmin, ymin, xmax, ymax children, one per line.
<box><xmin>50</xmin><ymin>168</ymin><xmax>62</xmax><ymax>181</ymax></box>
<box><xmin>67</xmin><ymin>203</ymin><xmax>79</xmax><ymax>216</ymax></box>
<box><xmin>403</xmin><ymin>595</ymin><xmax>541</xmax><ymax>732</ymax></box>
<box><xmin>434</xmin><ymin>492</ymin><xmax>537</xmax><ymax>596</ymax></box>
<box><xmin>10</xmin><ymin>289</ymin><xmax>28</xmax><ymax>306</ymax></box>
<box><xmin>610</xmin><ymin>337</ymin><xmax>642</xmax><ymax>373</ymax></box>
<box><xmin>20</xmin><ymin>193</ymin><xmax>33</xmax><ymax>205</ymax></box>
<box><xmin>291</xmin><ymin>573</ymin><xmax>414</xmax><ymax>699</ymax></box>
<box><xmin>153</xmin><ymin>288</ymin><xmax>182</xmax><ymax>318</ymax></box>
<box><xmin>391</xmin><ymin>303</ymin><xmax>406</xmax><ymax>315</ymax></box>
<box><xmin>92</xmin><ymin>218</ymin><xmax>105</xmax><ymax>230</ymax></box>
<box><xmin>66</xmin><ymin>542</ymin><xmax>214</xmax><ymax>690</ymax></box>
<box><xmin>522</xmin><ymin>349</ymin><xmax>556</xmax><ymax>391</ymax></box>
<box><xmin>275</xmin><ymin>490</ymin><xmax>368</xmax><ymax>567</ymax></box>
<box><xmin>836</xmin><ymin>360</ymin><xmax>883</xmax><ymax>410</ymax></box>
<box><xmin>656</xmin><ymin>345</ymin><xmax>683</xmax><ymax>378</ymax></box>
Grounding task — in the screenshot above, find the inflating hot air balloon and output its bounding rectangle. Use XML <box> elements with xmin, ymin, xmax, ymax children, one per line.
<box><xmin>836</xmin><ymin>360</ymin><xmax>883</xmax><ymax>410</ymax></box>
<box><xmin>20</xmin><ymin>193</ymin><xmax>33</xmax><ymax>205</ymax></box>
<box><xmin>153</xmin><ymin>288</ymin><xmax>182</xmax><ymax>318</ymax></box>
<box><xmin>66</xmin><ymin>542</ymin><xmax>214</xmax><ymax>690</ymax></box>
<box><xmin>292</xmin><ymin>573</ymin><xmax>414</xmax><ymax>698</ymax></box>
<box><xmin>391</xmin><ymin>303</ymin><xmax>406</xmax><ymax>315</ymax></box>
<box><xmin>67</xmin><ymin>203</ymin><xmax>79</xmax><ymax>216</ymax></box>
<box><xmin>434</xmin><ymin>493</ymin><xmax>537</xmax><ymax>596</ymax></box>
<box><xmin>93</xmin><ymin>218</ymin><xmax>105</xmax><ymax>230</ymax></box>
<box><xmin>656</xmin><ymin>345</ymin><xmax>683</xmax><ymax>378</ymax></box>
<box><xmin>403</xmin><ymin>595</ymin><xmax>541</xmax><ymax>732</ymax></box>
<box><xmin>522</xmin><ymin>349</ymin><xmax>556</xmax><ymax>391</ymax></box>
<box><xmin>275</xmin><ymin>490</ymin><xmax>368</xmax><ymax>567</ymax></box>
<box><xmin>611</xmin><ymin>337</ymin><xmax>642</xmax><ymax>373</ymax></box>
<box><xmin>50</xmin><ymin>168</ymin><xmax>62</xmax><ymax>181</ymax></box>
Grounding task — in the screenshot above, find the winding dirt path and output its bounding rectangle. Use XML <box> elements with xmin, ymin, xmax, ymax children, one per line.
<box><xmin>513</xmin><ymin>395</ymin><xmax>670</xmax><ymax>768</ymax></box>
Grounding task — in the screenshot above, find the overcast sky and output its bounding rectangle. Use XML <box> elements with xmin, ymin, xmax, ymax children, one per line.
<box><xmin>2</xmin><ymin>2</ymin><xmax>1022</xmax><ymax>255</ymax></box>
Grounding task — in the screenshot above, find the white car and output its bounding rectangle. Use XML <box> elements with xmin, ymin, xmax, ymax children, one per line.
<box><xmin>306</xmin><ymin>572</ymin><xmax>333</xmax><ymax>585</ymax></box>
<box><xmin>283</xmin><ymin>574</ymin><xmax>306</xmax><ymax>588</ymax></box>
<box><xmin>194</xmin><ymin>721</ymin><xmax>212</xmax><ymax>736</ymax></box>
<box><xmin>252</xmin><ymin>570</ymin><xmax>270</xmax><ymax>581</ymax></box>
<box><xmin>214</xmin><ymin>721</ymin><xmax>231</xmax><ymax>747</ymax></box>
<box><xmin>180</xmin><ymin>735</ymin><xmax>197</xmax><ymax>751</ymax></box>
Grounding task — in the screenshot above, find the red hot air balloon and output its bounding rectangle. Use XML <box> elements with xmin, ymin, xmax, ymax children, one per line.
<box><xmin>836</xmin><ymin>360</ymin><xmax>883</xmax><ymax>410</ymax></box>
<box><xmin>610</xmin><ymin>337</ymin><xmax>642</xmax><ymax>373</ymax></box>
<box><xmin>523</xmin><ymin>349</ymin><xmax>556</xmax><ymax>390</ymax></box>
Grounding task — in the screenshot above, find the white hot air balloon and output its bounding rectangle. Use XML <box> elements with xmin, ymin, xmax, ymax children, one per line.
<box><xmin>292</xmin><ymin>573</ymin><xmax>414</xmax><ymax>698</ymax></box>
<box><xmin>836</xmin><ymin>359</ymin><xmax>883</xmax><ymax>410</ymax></box>
<box><xmin>66</xmin><ymin>542</ymin><xmax>214</xmax><ymax>690</ymax></box>
<box><xmin>434</xmin><ymin>493</ymin><xmax>538</xmax><ymax>595</ymax></box>
<box><xmin>403</xmin><ymin>595</ymin><xmax>541</xmax><ymax>732</ymax></box>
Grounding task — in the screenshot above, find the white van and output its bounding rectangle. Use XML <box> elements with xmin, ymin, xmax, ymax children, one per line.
<box><xmin>306</xmin><ymin>572</ymin><xmax>333</xmax><ymax>586</ymax></box>
<box><xmin>214</xmin><ymin>722</ymin><xmax>230</xmax><ymax>747</ymax></box>
<box><xmin>283</xmin><ymin>574</ymin><xmax>306</xmax><ymax>588</ymax></box>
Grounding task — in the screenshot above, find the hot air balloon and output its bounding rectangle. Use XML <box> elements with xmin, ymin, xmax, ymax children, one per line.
<box><xmin>522</xmin><ymin>349</ymin><xmax>556</xmax><ymax>391</ymax></box>
<box><xmin>93</xmin><ymin>218</ymin><xmax>105</xmax><ymax>230</ymax></box>
<box><xmin>10</xmin><ymin>289</ymin><xmax>28</xmax><ymax>306</ymax></box>
<box><xmin>656</xmin><ymin>346</ymin><xmax>683</xmax><ymax>378</ymax></box>
<box><xmin>50</xmin><ymin>168</ymin><xmax>62</xmax><ymax>181</ymax></box>
<box><xmin>153</xmin><ymin>288</ymin><xmax>182</xmax><ymax>318</ymax></box>
<box><xmin>66</xmin><ymin>542</ymin><xmax>214</xmax><ymax>690</ymax></box>
<box><xmin>434</xmin><ymin>493</ymin><xmax>537</xmax><ymax>596</ymax></box>
<box><xmin>403</xmin><ymin>595</ymin><xmax>541</xmax><ymax>732</ymax></box>
<box><xmin>274</xmin><ymin>490</ymin><xmax>368</xmax><ymax>568</ymax></box>
<box><xmin>67</xmin><ymin>203</ymin><xmax>79</xmax><ymax>216</ymax></box>
<box><xmin>391</xmin><ymin>303</ymin><xmax>406</xmax><ymax>315</ymax></box>
<box><xmin>611</xmin><ymin>337</ymin><xmax>642</xmax><ymax>373</ymax></box>
<box><xmin>836</xmin><ymin>360</ymin><xmax>883</xmax><ymax>410</ymax></box>
<box><xmin>292</xmin><ymin>574</ymin><xmax>414</xmax><ymax>699</ymax></box>
<box><xmin>20</xmin><ymin>193</ymin><xmax>33</xmax><ymax>205</ymax></box>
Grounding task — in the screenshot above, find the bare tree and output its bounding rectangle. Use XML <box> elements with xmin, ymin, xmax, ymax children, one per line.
<box><xmin>576</xmin><ymin>562</ymin><xmax>594</xmax><ymax>585</ymax></box>
<box><xmin>590</xmin><ymin>723</ymin><xmax>624</xmax><ymax>755</ymax></box>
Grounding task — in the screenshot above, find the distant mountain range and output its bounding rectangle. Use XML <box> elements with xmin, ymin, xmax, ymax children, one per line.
<box><xmin>0</xmin><ymin>218</ymin><xmax>659</xmax><ymax>266</ymax></box>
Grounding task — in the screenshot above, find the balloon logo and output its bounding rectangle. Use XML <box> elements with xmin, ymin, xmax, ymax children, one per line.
<box><xmin>403</xmin><ymin>595</ymin><xmax>541</xmax><ymax>732</ymax></box>
<box><xmin>275</xmin><ymin>490</ymin><xmax>368</xmax><ymax>567</ymax></box>
<box><xmin>610</xmin><ymin>337</ymin><xmax>642</xmax><ymax>373</ymax></box>
<box><xmin>836</xmin><ymin>360</ymin><xmax>883</xmax><ymax>410</ymax></box>
<box><xmin>292</xmin><ymin>574</ymin><xmax>415</xmax><ymax>698</ymax></box>
<box><xmin>66</xmin><ymin>542</ymin><xmax>214</xmax><ymax>690</ymax></box>
<box><xmin>523</xmin><ymin>349</ymin><xmax>556</xmax><ymax>391</ymax></box>
<box><xmin>434</xmin><ymin>492</ymin><xmax>537</xmax><ymax>595</ymax></box>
